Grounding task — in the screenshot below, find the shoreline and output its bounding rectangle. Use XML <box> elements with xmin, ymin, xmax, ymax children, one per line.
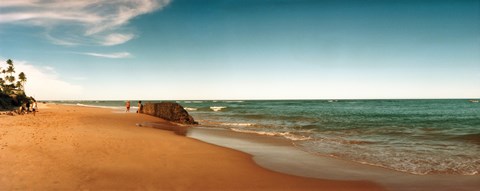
<box><xmin>188</xmin><ymin>127</ymin><xmax>480</xmax><ymax>191</ymax></box>
<box><xmin>0</xmin><ymin>103</ymin><xmax>383</xmax><ymax>190</ymax></box>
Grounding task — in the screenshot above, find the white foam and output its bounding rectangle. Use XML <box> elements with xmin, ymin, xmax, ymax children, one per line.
<box><xmin>299</xmin><ymin>139</ymin><xmax>480</xmax><ymax>176</ymax></box>
<box><xmin>75</xmin><ymin>103</ymin><xmax>125</xmax><ymax>110</ymax></box>
<box><xmin>210</xmin><ymin>106</ymin><xmax>227</xmax><ymax>112</ymax></box>
<box><xmin>220</xmin><ymin>123</ymin><xmax>255</xmax><ymax>126</ymax></box>
<box><xmin>184</xmin><ymin>107</ymin><xmax>198</xmax><ymax>111</ymax></box>
<box><xmin>231</xmin><ymin>128</ymin><xmax>311</xmax><ymax>141</ymax></box>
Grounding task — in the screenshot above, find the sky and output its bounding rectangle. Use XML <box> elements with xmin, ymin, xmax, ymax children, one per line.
<box><xmin>0</xmin><ymin>0</ymin><xmax>479</xmax><ymax>100</ymax></box>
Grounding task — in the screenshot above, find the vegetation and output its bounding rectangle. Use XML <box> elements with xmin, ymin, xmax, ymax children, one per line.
<box><xmin>0</xmin><ymin>59</ymin><xmax>30</xmax><ymax>110</ymax></box>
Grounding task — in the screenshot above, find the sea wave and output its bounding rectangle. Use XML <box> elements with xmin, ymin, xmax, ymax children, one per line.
<box><xmin>353</xmin><ymin>153</ymin><xmax>480</xmax><ymax>176</ymax></box>
<box><xmin>75</xmin><ymin>103</ymin><xmax>126</xmax><ymax>110</ymax></box>
<box><xmin>316</xmin><ymin>137</ymin><xmax>377</xmax><ymax>145</ymax></box>
<box><xmin>210</xmin><ymin>106</ymin><xmax>227</xmax><ymax>112</ymax></box>
<box><xmin>184</xmin><ymin>107</ymin><xmax>198</xmax><ymax>111</ymax></box>
<box><xmin>299</xmin><ymin>139</ymin><xmax>480</xmax><ymax>175</ymax></box>
<box><xmin>173</xmin><ymin>99</ymin><xmax>480</xmax><ymax>176</ymax></box>
<box><xmin>220</xmin><ymin>123</ymin><xmax>255</xmax><ymax>126</ymax></box>
<box><xmin>231</xmin><ymin>128</ymin><xmax>312</xmax><ymax>141</ymax></box>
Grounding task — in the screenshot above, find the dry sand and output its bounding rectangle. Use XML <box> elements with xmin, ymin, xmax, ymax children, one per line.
<box><xmin>0</xmin><ymin>104</ymin><xmax>384</xmax><ymax>190</ymax></box>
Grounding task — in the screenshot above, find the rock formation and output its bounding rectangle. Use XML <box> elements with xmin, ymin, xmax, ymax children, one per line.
<box><xmin>140</xmin><ymin>102</ymin><xmax>197</xmax><ymax>125</ymax></box>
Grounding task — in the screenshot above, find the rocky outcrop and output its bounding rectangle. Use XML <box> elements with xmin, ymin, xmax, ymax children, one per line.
<box><xmin>140</xmin><ymin>102</ymin><xmax>197</xmax><ymax>125</ymax></box>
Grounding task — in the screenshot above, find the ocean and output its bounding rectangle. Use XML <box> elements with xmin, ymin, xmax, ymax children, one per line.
<box><xmin>52</xmin><ymin>99</ymin><xmax>480</xmax><ymax>175</ymax></box>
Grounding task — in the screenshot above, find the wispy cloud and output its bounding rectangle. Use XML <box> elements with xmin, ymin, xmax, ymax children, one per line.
<box><xmin>81</xmin><ymin>52</ymin><xmax>132</xmax><ymax>59</ymax></box>
<box><xmin>0</xmin><ymin>0</ymin><xmax>171</xmax><ymax>46</ymax></box>
<box><xmin>101</xmin><ymin>33</ymin><xmax>135</xmax><ymax>46</ymax></box>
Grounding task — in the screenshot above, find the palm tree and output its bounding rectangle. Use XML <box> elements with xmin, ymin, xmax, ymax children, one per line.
<box><xmin>0</xmin><ymin>67</ymin><xmax>5</xmax><ymax>88</ymax></box>
<box><xmin>8</xmin><ymin>75</ymin><xmax>15</xmax><ymax>84</ymax></box>
<box><xmin>6</xmin><ymin>59</ymin><xmax>13</xmax><ymax>67</ymax></box>
<box><xmin>1</xmin><ymin>59</ymin><xmax>28</xmax><ymax>95</ymax></box>
<box><xmin>0</xmin><ymin>77</ymin><xmax>4</xmax><ymax>93</ymax></box>
<box><xmin>0</xmin><ymin>64</ymin><xmax>3</xmax><ymax>92</ymax></box>
<box><xmin>18</xmin><ymin>72</ymin><xmax>27</xmax><ymax>90</ymax></box>
<box><xmin>6</xmin><ymin>59</ymin><xmax>15</xmax><ymax>82</ymax></box>
<box><xmin>15</xmin><ymin>81</ymin><xmax>22</xmax><ymax>90</ymax></box>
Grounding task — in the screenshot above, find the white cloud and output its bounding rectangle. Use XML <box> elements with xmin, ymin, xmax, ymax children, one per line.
<box><xmin>101</xmin><ymin>33</ymin><xmax>135</xmax><ymax>46</ymax></box>
<box><xmin>0</xmin><ymin>0</ymin><xmax>171</xmax><ymax>46</ymax></box>
<box><xmin>81</xmin><ymin>52</ymin><xmax>132</xmax><ymax>59</ymax></box>
<box><xmin>10</xmin><ymin>60</ymin><xmax>84</xmax><ymax>100</ymax></box>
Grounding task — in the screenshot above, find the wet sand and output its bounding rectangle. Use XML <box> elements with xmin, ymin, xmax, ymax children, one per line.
<box><xmin>189</xmin><ymin>128</ymin><xmax>480</xmax><ymax>191</ymax></box>
<box><xmin>0</xmin><ymin>104</ymin><xmax>383</xmax><ymax>190</ymax></box>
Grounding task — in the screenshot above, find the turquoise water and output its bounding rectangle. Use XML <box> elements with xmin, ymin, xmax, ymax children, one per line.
<box><xmin>53</xmin><ymin>99</ymin><xmax>480</xmax><ymax>175</ymax></box>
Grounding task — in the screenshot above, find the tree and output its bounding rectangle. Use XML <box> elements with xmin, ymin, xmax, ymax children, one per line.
<box><xmin>8</xmin><ymin>75</ymin><xmax>15</xmax><ymax>86</ymax></box>
<box><xmin>6</xmin><ymin>59</ymin><xmax>15</xmax><ymax>85</ymax></box>
<box><xmin>18</xmin><ymin>72</ymin><xmax>27</xmax><ymax>91</ymax></box>
<box><xmin>15</xmin><ymin>81</ymin><xmax>21</xmax><ymax>90</ymax></box>
<box><xmin>0</xmin><ymin>67</ymin><xmax>4</xmax><ymax>90</ymax></box>
<box><xmin>1</xmin><ymin>59</ymin><xmax>17</xmax><ymax>94</ymax></box>
<box><xmin>6</xmin><ymin>59</ymin><xmax>13</xmax><ymax>67</ymax></box>
<box><xmin>1</xmin><ymin>59</ymin><xmax>27</xmax><ymax>95</ymax></box>
<box><xmin>0</xmin><ymin>77</ymin><xmax>4</xmax><ymax>92</ymax></box>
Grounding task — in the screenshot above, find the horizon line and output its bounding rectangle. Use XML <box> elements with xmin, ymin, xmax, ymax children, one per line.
<box><xmin>39</xmin><ymin>98</ymin><xmax>480</xmax><ymax>101</ymax></box>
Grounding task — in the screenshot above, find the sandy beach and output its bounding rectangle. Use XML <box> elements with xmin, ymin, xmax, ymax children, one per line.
<box><xmin>0</xmin><ymin>104</ymin><xmax>383</xmax><ymax>190</ymax></box>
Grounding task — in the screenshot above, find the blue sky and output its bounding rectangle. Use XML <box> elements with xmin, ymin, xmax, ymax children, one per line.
<box><xmin>0</xmin><ymin>0</ymin><xmax>479</xmax><ymax>100</ymax></box>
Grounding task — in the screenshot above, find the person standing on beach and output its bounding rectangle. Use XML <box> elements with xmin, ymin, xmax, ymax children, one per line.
<box><xmin>32</xmin><ymin>100</ymin><xmax>37</xmax><ymax>116</ymax></box>
<box><xmin>30</xmin><ymin>97</ymin><xmax>37</xmax><ymax>116</ymax></box>
<box><xmin>26</xmin><ymin>100</ymin><xmax>31</xmax><ymax>113</ymax></box>
<box><xmin>126</xmin><ymin>101</ymin><xmax>131</xmax><ymax>112</ymax></box>
<box><xmin>137</xmin><ymin>101</ymin><xmax>143</xmax><ymax>113</ymax></box>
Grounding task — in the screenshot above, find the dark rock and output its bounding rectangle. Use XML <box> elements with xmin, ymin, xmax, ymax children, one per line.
<box><xmin>140</xmin><ymin>102</ymin><xmax>198</xmax><ymax>125</ymax></box>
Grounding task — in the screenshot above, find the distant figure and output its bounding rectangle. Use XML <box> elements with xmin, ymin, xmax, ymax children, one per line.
<box><xmin>137</xmin><ymin>101</ymin><xmax>143</xmax><ymax>113</ymax></box>
<box><xmin>30</xmin><ymin>97</ymin><xmax>37</xmax><ymax>113</ymax></box>
<box><xmin>126</xmin><ymin>101</ymin><xmax>131</xmax><ymax>112</ymax></box>
<box><xmin>32</xmin><ymin>101</ymin><xmax>38</xmax><ymax>116</ymax></box>
<box><xmin>26</xmin><ymin>100</ymin><xmax>31</xmax><ymax>113</ymax></box>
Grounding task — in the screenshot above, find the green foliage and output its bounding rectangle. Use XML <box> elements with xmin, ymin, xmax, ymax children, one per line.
<box><xmin>0</xmin><ymin>92</ymin><xmax>14</xmax><ymax>110</ymax></box>
<box><xmin>18</xmin><ymin>72</ymin><xmax>26</xmax><ymax>90</ymax></box>
<box><xmin>0</xmin><ymin>58</ymin><xmax>29</xmax><ymax>108</ymax></box>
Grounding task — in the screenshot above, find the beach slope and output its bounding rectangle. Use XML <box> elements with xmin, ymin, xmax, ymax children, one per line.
<box><xmin>0</xmin><ymin>104</ymin><xmax>383</xmax><ymax>190</ymax></box>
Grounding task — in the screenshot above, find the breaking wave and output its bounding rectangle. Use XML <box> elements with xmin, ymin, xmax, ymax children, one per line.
<box><xmin>210</xmin><ymin>106</ymin><xmax>227</xmax><ymax>112</ymax></box>
<box><xmin>231</xmin><ymin>128</ymin><xmax>312</xmax><ymax>141</ymax></box>
<box><xmin>220</xmin><ymin>123</ymin><xmax>255</xmax><ymax>126</ymax></box>
<box><xmin>184</xmin><ymin>107</ymin><xmax>198</xmax><ymax>111</ymax></box>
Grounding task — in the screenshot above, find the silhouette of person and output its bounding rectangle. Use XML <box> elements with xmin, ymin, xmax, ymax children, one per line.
<box><xmin>126</xmin><ymin>101</ymin><xmax>131</xmax><ymax>112</ymax></box>
<box><xmin>137</xmin><ymin>101</ymin><xmax>143</xmax><ymax>113</ymax></box>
